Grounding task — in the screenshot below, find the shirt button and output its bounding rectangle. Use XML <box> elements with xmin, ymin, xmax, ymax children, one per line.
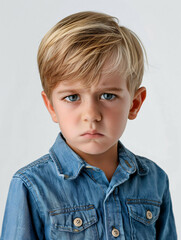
<box><xmin>73</xmin><ymin>218</ymin><xmax>83</xmax><ymax>227</ymax></box>
<box><xmin>112</xmin><ymin>228</ymin><xmax>120</xmax><ymax>237</ymax></box>
<box><xmin>146</xmin><ymin>210</ymin><xmax>153</xmax><ymax>220</ymax></box>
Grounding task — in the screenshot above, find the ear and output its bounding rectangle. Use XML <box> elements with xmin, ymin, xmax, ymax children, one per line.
<box><xmin>41</xmin><ymin>91</ymin><xmax>58</xmax><ymax>123</ymax></box>
<box><xmin>128</xmin><ymin>87</ymin><xmax>146</xmax><ymax>120</ymax></box>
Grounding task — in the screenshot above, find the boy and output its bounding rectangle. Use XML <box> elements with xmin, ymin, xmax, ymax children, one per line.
<box><xmin>1</xmin><ymin>11</ymin><xmax>177</xmax><ymax>239</ymax></box>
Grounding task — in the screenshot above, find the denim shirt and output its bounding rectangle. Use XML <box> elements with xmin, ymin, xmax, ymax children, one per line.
<box><xmin>1</xmin><ymin>133</ymin><xmax>177</xmax><ymax>240</ymax></box>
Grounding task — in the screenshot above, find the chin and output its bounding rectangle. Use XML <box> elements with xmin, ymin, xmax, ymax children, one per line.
<box><xmin>80</xmin><ymin>145</ymin><xmax>110</xmax><ymax>155</ymax></box>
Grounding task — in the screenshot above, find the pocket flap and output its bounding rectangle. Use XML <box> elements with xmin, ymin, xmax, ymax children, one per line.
<box><xmin>126</xmin><ymin>199</ymin><xmax>161</xmax><ymax>226</ymax></box>
<box><xmin>49</xmin><ymin>204</ymin><xmax>98</xmax><ymax>233</ymax></box>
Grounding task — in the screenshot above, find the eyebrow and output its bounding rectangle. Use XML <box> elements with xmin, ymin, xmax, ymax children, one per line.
<box><xmin>97</xmin><ymin>87</ymin><xmax>123</xmax><ymax>92</ymax></box>
<box><xmin>56</xmin><ymin>87</ymin><xmax>123</xmax><ymax>95</ymax></box>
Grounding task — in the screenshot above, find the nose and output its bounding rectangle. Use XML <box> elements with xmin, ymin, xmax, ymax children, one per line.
<box><xmin>81</xmin><ymin>100</ymin><xmax>102</xmax><ymax>123</ymax></box>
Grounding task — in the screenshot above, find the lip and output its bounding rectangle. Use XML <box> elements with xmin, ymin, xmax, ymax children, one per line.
<box><xmin>81</xmin><ymin>131</ymin><xmax>104</xmax><ymax>138</ymax></box>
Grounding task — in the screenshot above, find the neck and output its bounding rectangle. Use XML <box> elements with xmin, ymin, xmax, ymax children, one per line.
<box><xmin>73</xmin><ymin>143</ymin><xmax>119</xmax><ymax>182</ymax></box>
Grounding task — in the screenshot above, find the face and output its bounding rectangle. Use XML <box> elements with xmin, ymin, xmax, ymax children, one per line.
<box><xmin>42</xmin><ymin>65</ymin><xmax>146</xmax><ymax>161</ymax></box>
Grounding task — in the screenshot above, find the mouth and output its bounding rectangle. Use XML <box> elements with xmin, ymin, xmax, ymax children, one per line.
<box><xmin>81</xmin><ymin>131</ymin><xmax>104</xmax><ymax>138</ymax></box>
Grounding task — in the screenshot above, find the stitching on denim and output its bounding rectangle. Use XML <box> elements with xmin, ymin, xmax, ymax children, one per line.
<box><xmin>128</xmin><ymin>202</ymin><xmax>160</xmax><ymax>207</ymax></box>
<box><xmin>127</xmin><ymin>202</ymin><xmax>160</xmax><ymax>227</ymax></box>
<box><xmin>127</xmin><ymin>205</ymin><xmax>146</xmax><ymax>225</ymax></box>
<box><xmin>49</xmin><ymin>204</ymin><xmax>95</xmax><ymax>215</ymax></box>
<box><xmin>130</xmin><ymin>216</ymin><xmax>135</xmax><ymax>240</ymax></box>
<box><xmin>126</xmin><ymin>203</ymin><xmax>134</xmax><ymax>240</ymax></box>
<box><xmin>113</xmin><ymin>188</ymin><xmax>123</xmax><ymax>234</ymax></box>
<box><xmin>113</xmin><ymin>188</ymin><xmax>120</xmax><ymax>211</ymax></box>
<box><xmin>54</xmin><ymin>218</ymin><xmax>97</xmax><ymax>231</ymax></box>
<box><xmin>127</xmin><ymin>199</ymin><xmax>161</xmax><ymax>206</ymax></box>
<box><xmin>127</xmin><ymin>203</ymin><xmax>159</xmax><ymax>239</ymax></box>
<box><xmin>16</xmin><ymin>156</ymin><xmax>50</xmax><ymax>175</ymax></box>
<box><xmin>13</xmin><ymin>175</ymin><xmax>44</xmax><ymax>221</ymax></box>
<box><xmin>129</xmin><ymin>207</ymin><xmax>155</xmax><ymax>225</ymax></box>
<box><xmin>105</xmin><ymin>197</ymin><xmax>111</xmax><ymax>239</ymax></box>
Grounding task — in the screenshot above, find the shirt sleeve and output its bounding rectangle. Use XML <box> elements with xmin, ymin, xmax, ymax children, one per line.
<box><xmin>156</xmin><ymin>175</ymin><xmax>177</xmax><ymax>239</ymax></box>
<box><xmin>1</xmin><ymin>176</ymin><xmax>44</xmax><ymax>240</ymax></box>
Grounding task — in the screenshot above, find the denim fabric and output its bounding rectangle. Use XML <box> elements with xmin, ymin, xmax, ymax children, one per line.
<box><xmin>1</xmin><ymin>133</ymin><xmax>177</xmax><ymax>239</ymax></box>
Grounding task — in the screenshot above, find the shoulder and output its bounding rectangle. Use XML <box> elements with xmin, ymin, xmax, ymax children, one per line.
<box><xmin>15</xmin><ymin>154</ymin><xmax>51</xmax><ymax>174</ymax></box>
<box><xmin>136</xmin><ymin>155</ymin><xmax>168</xmax><ymax>177</ymax></box>
<box><xmin>122</xmin><ymin>143</ymin><xmax>168</xmax><ymax>180</ymax></box>
<box><xmin>134</xmin><ymin>154</ymin><xmax>169</xmax><ymax>192</ymax></box>
<box><xmin>13</xmin><ymin>154</ymin><xmax>55</xmax><ymax>187</ymax></box>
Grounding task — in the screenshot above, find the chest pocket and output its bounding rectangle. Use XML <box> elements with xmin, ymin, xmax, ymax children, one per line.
<box><xmin>49</xmin><ymin>204</ymin><xmax>99</xmax><ymax>240</ymax></box>
<box><xmin>126</xmin><ymin>199</ymin><xmax>161</xmax><ymax>240</ymax></box>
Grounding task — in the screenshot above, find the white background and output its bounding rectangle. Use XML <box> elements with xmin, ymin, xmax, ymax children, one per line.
<box><xmin>0</xmin><ymin>0</ymin><xmax>180</xmax><ymax>237</ymax></box>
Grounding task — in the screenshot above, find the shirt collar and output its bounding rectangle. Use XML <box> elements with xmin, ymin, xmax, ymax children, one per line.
<box><xmin>49</xmin><ymin>133</ymin><xmax>86</xmax><ymax>180</ymax></box>
<box><xmin>117</xmin><ymin>141</ymin><xmax>149</xmax><ymax>176</ymax></box>
<box><xmin>49</xmin><ymin>132</ymin><xmax>149</xmax><ymax>180</ymax></box>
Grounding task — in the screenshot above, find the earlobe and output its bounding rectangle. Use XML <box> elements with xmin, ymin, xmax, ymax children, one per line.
<box><xmin>41</xmin><ymin>91</ymin><xmax>58</xmax><ymax>123</ymax></box>
<box><xmin>128</xmin><ymin>87</ymin><xmax>146</xmax><ymax>120</ymax></box>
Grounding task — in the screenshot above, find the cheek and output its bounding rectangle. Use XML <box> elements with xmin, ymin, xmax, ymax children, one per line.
<box><xmin>108</xmin><ymin>103</ymin><xmax>130</xmax><ymax>121</ymax></box>
<box><xmin>57</xmin><ymin>109</ymin><xmax>79</xmax><ymax>129</ymax></box>
<box><xmin>105</xmin><ymin>104</ymin><xmax>130</xmax><ymax>131</ymax></box>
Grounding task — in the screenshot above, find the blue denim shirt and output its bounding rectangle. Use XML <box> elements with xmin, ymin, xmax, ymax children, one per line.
<box><xmin>1</xmin><ymin>133</ymin><xmax>177</xmax><ymax>239</ymax></box>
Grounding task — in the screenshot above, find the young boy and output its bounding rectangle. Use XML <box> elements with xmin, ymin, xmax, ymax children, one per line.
<box><xmin>1</xmin><ymin>11</ymin><xmax>177</xmax><ymax>239</ymax></box>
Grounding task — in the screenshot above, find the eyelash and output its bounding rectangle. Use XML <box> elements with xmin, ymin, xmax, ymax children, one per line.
<box><xmin>101</xmin><ymin>93</ymin><xmax>116</xmax><ymax>100</ymax></box>
<box><xmin>64</xmin><ymin>95</ymin><xmax>80</xmax><ymax>102</ymax></box>
<box><xmin>63</xmin><ymin>93</ymin><xmax>116</xmax><ymax>102</ymax></box>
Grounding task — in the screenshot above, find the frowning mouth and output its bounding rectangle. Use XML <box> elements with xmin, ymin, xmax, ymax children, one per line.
<box><xmin>81</xmin><ymin>131</ymin><xmax>104</xmax><ymax>138</ymax></box>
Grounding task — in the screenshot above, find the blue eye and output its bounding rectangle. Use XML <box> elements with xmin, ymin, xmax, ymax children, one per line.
<box><xmin>101</xmin><ymin>93</ymin><xmax>116</xmax><ymax>100</ymax></box>
<box><xmin>64</xmin><ymin>94</ymin><xmax>80</xmax><ymax>102</ymax></box>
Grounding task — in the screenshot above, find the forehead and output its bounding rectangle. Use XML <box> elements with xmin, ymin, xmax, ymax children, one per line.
<box><xmin>53</xmin><ymin>68</ymin><xmax>127</xmax><ymax>94</ymax></box>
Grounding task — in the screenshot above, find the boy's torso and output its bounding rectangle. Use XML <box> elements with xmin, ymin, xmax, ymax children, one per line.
<box><xmin>9</xmin><ymin>133</ymin><xmax>173</xmax><ymax>239</ymax></box>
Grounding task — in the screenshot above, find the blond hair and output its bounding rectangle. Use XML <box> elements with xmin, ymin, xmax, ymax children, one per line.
<box><xmin>37</xmin><ymin>11</ymin><xmax>146</xmax><ymax>99</ymax></box>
